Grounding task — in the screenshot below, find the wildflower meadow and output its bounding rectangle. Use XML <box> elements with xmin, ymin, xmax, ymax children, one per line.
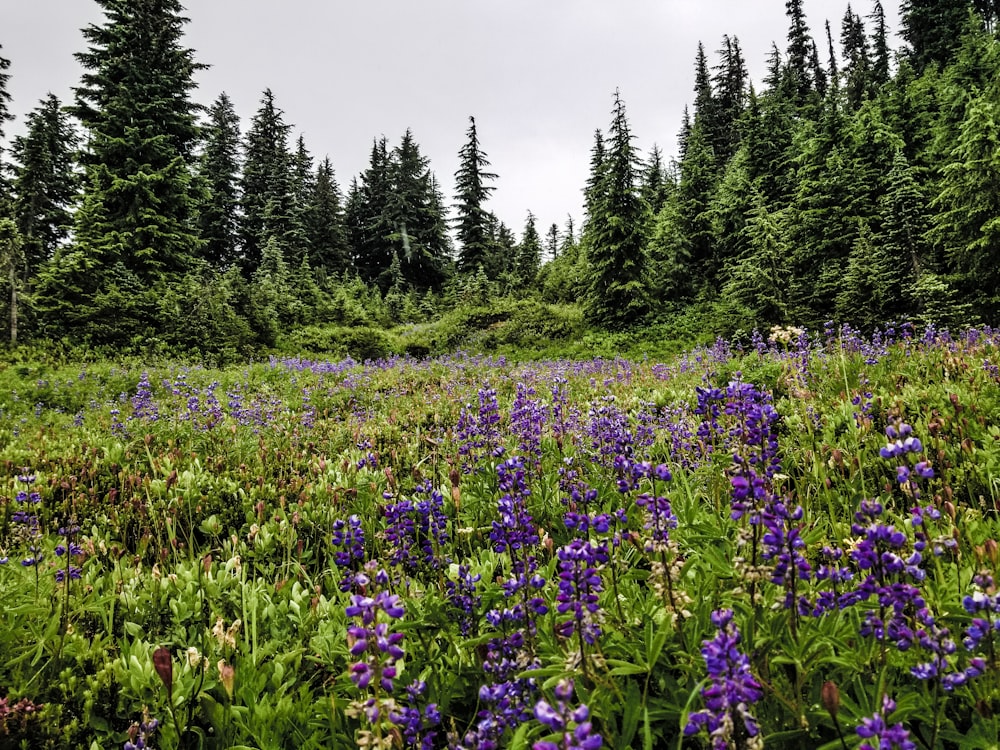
<box><xmin>1</xmin><ymin>323</ymin><xmax>1000</xmax><ymax>749</ymax></box>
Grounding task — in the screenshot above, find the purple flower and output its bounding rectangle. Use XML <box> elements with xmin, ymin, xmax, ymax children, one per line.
<box><xmin>856</xmin><ymin>695</ymin><xmax>915</xmax><ymax>750</ymax></box>
<box><xmin>532</xmin><ymin>680</ymin><xmax>603</xmax><ymax>750</ymax></box>
<box><xmin>554</xmin><ymin>539</ymin><xmax>607</xmax><ymax>646</ymax></box>
<box><xmin>685</xmin><ymin>609</ymin><xmax>762</xmax><ymax>749</ymax></box>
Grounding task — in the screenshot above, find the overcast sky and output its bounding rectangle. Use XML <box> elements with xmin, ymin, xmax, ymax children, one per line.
<box><xmin>5</xmin><ymin>1</ymin><xmax>900</xmax><ymax>237</ymax></box>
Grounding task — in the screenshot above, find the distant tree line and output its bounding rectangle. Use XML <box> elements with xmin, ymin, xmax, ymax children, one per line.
<box><xmin>0</xmin><ymin>0</ymin><xmax>999</xmax><ymax>356</ymax></box>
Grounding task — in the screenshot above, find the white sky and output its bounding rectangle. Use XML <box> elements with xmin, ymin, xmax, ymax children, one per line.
<box><xmin>4</xmin><ymin>1</ymin><xmax>900</xmax><ymax>238</ymax></box>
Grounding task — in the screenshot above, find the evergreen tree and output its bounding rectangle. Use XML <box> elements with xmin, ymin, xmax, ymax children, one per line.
<box><xmin>514</xmin><ymin>211</ymin><xmax>542</xmax><ymax>287</ymax></box>
<box><xmin>785</xmin><ymin>0</ymin><xmax>816</xmax><ymax>106</ymax></box>
<box><xmin>453</xmin><ymin>116</ymin><xmax>498</xmax><ymax>275</ymax></box>
<box><xmin>641</xmin><ymin>144</ymin><xmax>671</xmax><ymax>213</ymax></box>
<box><xmin>870</xmin><ymin>1</ymin><xmax>892</xmax><ymax>87</ymax></box>
<box><xmin>0</xmin><ymin>45</ymin><xmax>12</xmax><ymax>206</ymax></box>
<box><xmin>197</xmin><ymin>92</ymin><xmax>241</xmax><ymax>271</ymax></box>
<box><xmin>387</xmin><ymin>129</ymin><xmax>451</xmax><ymax>290</ymax></box>
<box><xmin>307</xmin><ymin>157</ymin><xmax>351</xmax><ymax>277</ymax></box>
<box><xmin>836</xmin><ymin>222</ymin><xmax>905</xmax><ymax>328</ymax></box>
<box><xmin>674</xmin><ymin>118</ymin><xmax>717</xmax><ymax>294</ymax></box>
<box><xmin>348</xmin><ymin>138</ymin><xmax>395</xmax><ymax>285</ymax></box>
<box><xmin>929</xmin><ymin>89</ymin><xmax>1000</xmax><ymax>314</ymax></box>
<box><xmin>240</xmin><ymin>89</ymin><xmax>293</xmax><ymax>276</ymax></box>
<box><xmin>841</xmin><ymin>6</ymin><xmax>872</xmax><ymax>110</ymax></box>
<box><xmin>545</xmin><ymin>222</ymin><xmax>559</xmax><ymax>262</ymax></box>
<box><xmin>902</xmin><ymin>0</ymin><xmax>974</xmax><ymax>73</ymax></box>
<box><xmin>37</xmin><ymin>0</ymin><xmax>204</xmax><ymax>342</ymax></box>
<box><xmin>720</xmin><ymin>192</ymin><xmax>791</xmax><ymax>329</ymax></box>
<box><xmin>288</xmin><ymin>134</ymin><xmax>315</xmax><ymax>268</ymax></box>
<box><xmin>585</xmin><ymin>91</ymin><xmax>647</xmax><ymax>328</ymax></box>
<box><xmin>712</xmin><ymin>35</ymin><xmax>749</xmax><ymax>163</ymax></box>
<box><xmin>11</xmin><ymin>94</ymin><xmax>79</xmax><ymax>276</ymax></box>
<box><xmin>583</xmin><ymin>128</ymin><xmax>606</xmax><ymax>227</ymax></box>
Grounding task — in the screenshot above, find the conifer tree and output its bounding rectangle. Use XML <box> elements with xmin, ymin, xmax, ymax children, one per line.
<box><xmin>674</xmin><ymin>118</ymin><xmax>717</xmax><ymax>294</ymax></box>
<box><xmin>37</xmin><ymin>0</ymin><xmax>204</xmax><ymax>342</ymax></box>
<box><xmin>712</xmin><ymin>35</ymin><xmax>749</xmax><ymax>163</ymax></box>
<box><xmin>11</xmin><ymin>94</ymin><xmax>79</xmax><ymax>277</ymax></box>
<box><xmin>197</xmin><ymin>92</ymin><xmax>241</xmax><ymax>271</ymax></box>
<box><xmin>0</xmin><ymin>45</ymin><xmax>12</xmax><ymax>206</ymax></box>
<box><xmin>453</xmin><ymin>117</ymin><xmax>498</xmax><ymax>276</ymax></box>
<box><xmin>387</xmin><ymin>129</ymin><xmax>450</xmax><ymax>290</ymax></box>
<box><xmin>641</xmin><ymin>144</ymin><xmax>671</xmax><ymax>214</ymax></box>
<box><xmin>308</xmin><ymin>157</ymin><xmax>351</xmax><ymax>277</ymax></box>
<box><xmin>240</xmin><ymin>89</ymin><xmax>293</xmax><ymax>276</ymax></box>
<box><xmin>514</xmin><ymin>211</ymin><xmax>542</xmax><ymax>287</ymax></box>
<box><xmin>583</xmin><ymin>128</ymin><xmax>606</xmax><ymax>228</ymax></box>
<box><xmin>785</xmin><ymin>0</ymin><xmax>816</xmax><ymax>106</ymax></box>
<box><xmin>870</xmin><ymin>1</ymin><xmax>892</xmax><ymax>87</ymax></box>
<box><xmin>841</xmin><ymin>6</ymin><xmax>872</xmax><ymax>110</ymax></box>
<box><xmin>901</xmin><ymin>0</ymin><xmax>974</xmax><ymax>72</ymax></box>
<box><xmin>348</xmin><ymin>138</ymin><xmax>394</xmax><ymax>285</ymax></box>
<box><xmin>545</xmin><ymin>223</ymin><xmax>559</xmax><ymax>262</ymax></box>
<box><xmin>585</xmin><ymin>91</ymin><xmax>647</xmax><ymax>328</ymax></box>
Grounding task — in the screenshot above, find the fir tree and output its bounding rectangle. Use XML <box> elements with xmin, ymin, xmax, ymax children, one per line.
<box><xmin>712</xmin><ymin>35</ymin><xmax>748</xmax><ymax>162</ymax></box>
<box><xmin>841</xmin><ymin>6</ymin><xmax>872</xmax><ymax>110</ymax></box>
<box><xmin>514</xmin><ymin>211</ymin><xmax>542</xmax><ymax>287</ymax></box>
<box><xmin>37</xmin><ymin>0</ymin><xmax>204</xmax><ymax>342</ymax></box>
<box><xmin>453</xmin><ymin>116</ymin><xmax>498</xmax><ymax>276</ymax></box>
<box><xmin>901</xmin><ymin>0</ymin><xmax>974</xmax><ymax>72</ymax></box>
<box><xmin>240</xmin><ymin>89</ymin><xmax>293</xmax><ymax>276</ymax></box>
<box><xmin>545</xmin><ymin>222</ymin><xmax>559</xmax><ymax>262</ymax></box>
<box><xmin>0</xmin><ymin>45</ymin><xmax>12</xmax><ymax>206</ymax></box>
<box><xmin>642</xmin><ymin>144</ymin><xmax>672</xmax><ymax>213</ymax></box>
<box><xmin>307</xmin><ymin>157</ymin><xmax>351</xmax><ymax>277</ymax></box>
<box><xmin>197</xmin><ymin>92</ymin><xmax>241</xmax><ymax>271</ymax></box>
<box><xmin>11</xmin><ymin>94</ymin><xmax>79</xmax><ymax>277</ymax></box>
<box><xmin>585</xmin><ymin>91</ymin><xmax>647</xmax><ymax>328</ymax></box>
<box><xmin>387</xmin><ymin>129</ymin><xmax>450</xmax><ymax>290</ymax></box>
<box><xmin>870</xmin><ymin>1</ymin><xmax>892</xmax><ymax>87</ymax></box>
<box><xmin>785</xmin><ymin>0</ymin><xmax>816</xmax><ymax>106</ymax></box>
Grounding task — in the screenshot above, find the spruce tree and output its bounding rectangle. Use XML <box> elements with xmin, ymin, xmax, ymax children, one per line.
<box><xmin>901</xmin><ymin>0</ymin><xmax>974</xmax><ymax>72</ymax></box>
<box><xmin>545</xmin><ymin>222</ymin><xmax>559</xmax><ymax>262</ymax></box>
<box><xmin>514</xmin><ymin>211</ymin><xmax>542</xmax><ymax>287</ymax></box>
<box><xmin>308</xmin><ymin>157</ymin><xmax>351</xmax><ymax>277</ymax></box>
<box><xmin>585</xmin><ymin>91</ymin><xmax>647</xmax><ymax>328</ymax></box>
<box><xmin>197</xmin><ymin>92</ymin><xmax>241</xmax><ymax>271</ymax></box>
<box><xmin>870</xmin><ymin>1</ymin><xmax>892</xmax><ymax>87</ymax></box>
<box><xmin>641</xmin><ymin>144</ymin><xmax>671</xmax><ymax>213</ymax></box>
<box><xmin>841</xmin><ymin>6</ymin><xmax>872</xmax><ymax>110</ymax></box>
<box><xmin>37</xmin><ymin>0</ymin><xmax>204</xmax><ymax>342</ymax></box>
<box><xmin>0</xmin><ymin>45</ymin><xmax>12</xmax><ymax>206</ymax></box>
<box><xmin>785</xmin><ymin>0</ymin><xmax>816</xmax><ymax>106</ymax></box>
<box><xmin>349</xmin><ymin>137</ymin><xmax>395</xmax><ymax>286</ymax></box>
<box><xmin>453</xmin><ymin>116</ymin><xmax>498</xmax><ymax>276</ymax></box>
<box><xmin>387</xmin><ymin>129</ymin><xmax>450</xmax><ymax>291</ymax></box>
<box><xmin>712</xmin><ymin>35</ymin><xmax>748</xmax><ymax>163</ymax></box>
<box><xmin>11</xmin><ymin>94</ymin><xmax>79</xmax><ymax>277</ymax></box>
<box><xmin>240</xmin><ymin>89</ymin><xmax>293</xmax><ymax>276</ymax></box>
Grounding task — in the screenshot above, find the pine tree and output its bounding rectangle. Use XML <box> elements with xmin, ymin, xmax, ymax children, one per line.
<box><xmin>11</xmin><ymin>94</ymin><xmax>79</xmax><ymax>277</ymax></box>
<box><xmin>197</xmin><ymin>92</ymin><xmax>241</xmax><ymax>271</ymax></box>
<box><xmin>585</xmin><ymin>91</ymin><xmax>648</xmax><ymax>328</ymax></box>
<box><xmin>37</xmin><ymin>0</ymin><xmax>204</xmax><ymax>342</ymax></box>
<box><xmin>454</xmin><ymin>116</ymin><xmax>498</xmax><ymax>276</ymax></box>
<box><xmin>307</xmin><ymin>157</ymin><xmax>351</xmax><ymax>277</ymax></box>
<box><xmin>240</xmin><ymin>89</ymin><xmax>293</xmax><ymax>276</ymax></box>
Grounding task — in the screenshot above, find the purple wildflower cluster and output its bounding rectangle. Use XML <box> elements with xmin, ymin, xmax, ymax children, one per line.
<box><xmin>685</xmin><ymin>609</ymin><xmax>763</xmax><ymax>750</ymax></box>
<box><xmin>511</xmin><ymin>382</ymin><xmax>548</xmax><ymax>467</ymax></box>
<box><xmin>123</xmin><ymin>714</ymin><xmax>158</xmax><ymax>750</ymax></box>
<box><xmin>346</xmin><ymin>586</ymin><xmax>405</xmax><ymax>694</ymax></box>
<box><xmin>856</xmin><ymin>695</ymin><xmax>915</xmax><ymax>750</ymax></box>
<box><xmin>331</xmin><ymin>515</ymin><xmax>366</xmax><ymax>592</ymax></box>
<box><xmin>382</xmin><ymin>481</ymin><xmax>450</xmax><ymax>574</ymax></box>
<box><xmin>554</xmin><ymin>539</ymin><xmax>607</xmax><ymax>647</ymax></box>
<box><xmin>457</xmin><ymin>387</ymin><xmax>506</xmax><ymax>473</ymax></box>
<box><xmin>532</xmin><ymin>680</ymin><xmax>602</xmax><ymax>750</ymax></box>
<box><xmin>389</xmin><ymin>680</ymin><xmax>441</xmax><ymax>750</ymax></box>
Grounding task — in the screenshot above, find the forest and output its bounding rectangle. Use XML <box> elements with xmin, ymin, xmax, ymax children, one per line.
<box><xmin>0</xmin><ymin>0</ymin><xmax>999</xmax><ymax>358</ymax></box>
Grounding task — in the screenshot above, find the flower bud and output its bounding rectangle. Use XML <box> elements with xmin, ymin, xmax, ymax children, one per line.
<box><xmin>153</xmin><ymin>647</ymin><xmax>173</xmax><ymax>698</ymax></box>
<box><xmin>821</xmin><ymin>680</ymin><xmax>840</xmax><ymax>718</ymax></box>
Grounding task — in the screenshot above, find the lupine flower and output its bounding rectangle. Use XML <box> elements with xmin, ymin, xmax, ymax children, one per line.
<box><xmin>532</xmin><ymin>680</ymin><xmax>602</xmax><ymax>750</ymax></box>
<box><xmin>554</xmin><ymin>539</ymin><xmax>607</xmax><ymax>646</ymax></box>
<box><xmin>123</xmin><ymin>714</ymin><xmax>159</xmax><ymax>750</ymax></box>
<box><xmin>346</xmin><ymin>587</ymin><xmax>406</xmax><ymax>694</ymax></box>
<box><xmin>685</xmin><ymin>609</ymin><xmax>763</xmax><ymax>750</ymax></box>
<box><xmin>856</xmin><ymin>695</ymin><xmax>915</xmax><ymax>750</ymax></box>
<box><xmin>388</xmin><ymin>680</ymin><xmax>441</xmax><ymax>749</ymax></box>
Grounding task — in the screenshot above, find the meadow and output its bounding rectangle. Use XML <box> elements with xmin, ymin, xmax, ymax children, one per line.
<box><xmin>1</xmin><ymin>323</ymin><xmax>999</xmax><ymax>749</ymax></box>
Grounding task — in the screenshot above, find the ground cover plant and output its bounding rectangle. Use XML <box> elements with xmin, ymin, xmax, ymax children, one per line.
<box><xmin>1</xmin><ymin>323</ymin><xmax>1000</xmax><ymax>749</ymax></box>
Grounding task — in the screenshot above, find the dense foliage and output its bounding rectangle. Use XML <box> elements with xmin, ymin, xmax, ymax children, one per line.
<box><xmin>1</xmin><ymin>2</ymin><xmax>1000</xmax><ymax>354</ymax></box>
<box><xmin>1</xmin><ymin>326</ymin><xmax>1000</xmax><ymax>748</ymax></box>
